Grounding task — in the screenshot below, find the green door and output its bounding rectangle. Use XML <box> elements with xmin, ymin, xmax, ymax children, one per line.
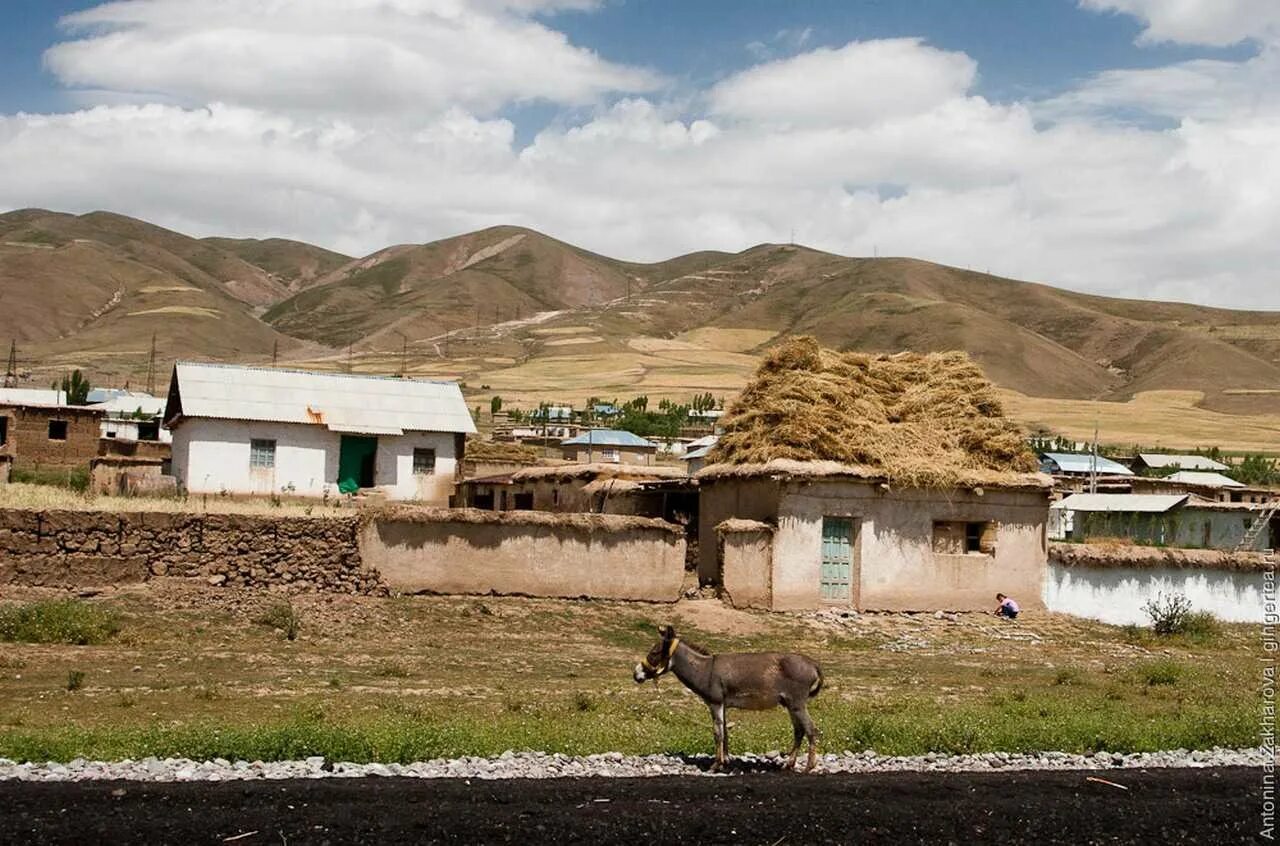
<box><xmin>337</xmin><ymin>436</ymin><xmax>378</xmax><ymax>494</ymax></box>
<box><xmin>820</xmin><ymin>517</ymin><xmax>855</xmax><ymax>603</ymax></box>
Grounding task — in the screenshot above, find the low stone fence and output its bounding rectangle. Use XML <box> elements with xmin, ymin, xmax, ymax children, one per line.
<box><xmin>0</xmin><ymin>509</ymin><xmax>378</xmax><ymax>593</ymax></box>
<box><xmin>1043</xmin><ymin>542</ymin><xmax>1270</xmax><ymax>624</ymax></box>
<box><xmin>360</xmin><ymin>507</ymin><xmax>687</xmax><ymax>601</ymax></box>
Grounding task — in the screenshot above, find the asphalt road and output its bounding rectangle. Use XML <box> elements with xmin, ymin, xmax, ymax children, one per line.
<box><xmin>0</xmin><ymin>766</ymin><xmax>1261</xmax><ymax>844</ymax></box>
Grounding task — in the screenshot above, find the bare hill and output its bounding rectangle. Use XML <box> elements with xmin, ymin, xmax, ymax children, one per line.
<box><xmin>4</xmin><ymin>209</ymin><xmax>1280</xmax><ymax>427</ymax></box>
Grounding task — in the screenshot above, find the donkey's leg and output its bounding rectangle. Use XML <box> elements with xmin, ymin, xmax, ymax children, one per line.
<box><xmin>785</xmin><ymin>709</ymin><xmax>805</xmax><ymax>771</ymax></box>
<box><xmin>708</xmin><ymin>703</ymin><xmax>726</xmax><ymax>772</ymax></box>
<box><xmin>798</xmin><ymin>707</ymin><xmax>820</xmax><ymax>772</ymax></box>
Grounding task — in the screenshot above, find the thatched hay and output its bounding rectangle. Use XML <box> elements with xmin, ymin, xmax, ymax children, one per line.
<box><xmin>708</xmin><ymin>337</ymin><xmax>1038</xmax><ymax>487</ymax></box>
<box><xmin>465</xmin><ymin>437</ymin><xmax>540</xmax><ymax>464</ymax></box>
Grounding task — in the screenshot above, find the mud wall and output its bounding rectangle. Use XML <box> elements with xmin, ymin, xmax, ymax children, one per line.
<box><xmin>360</xmin><ymin>510</ymin><xmax>686</xmax><ymax>601</ymax></box>
<box><xmin>0</xmin><ymin>509</ymin><xmax>380</xmax><ymax>593</ymax></box>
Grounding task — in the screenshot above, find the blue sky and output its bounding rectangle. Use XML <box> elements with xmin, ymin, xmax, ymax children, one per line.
<box><xmin>0</xmin><ymin>0</ymin><xmax>1277</xmax><ymax>307</ymax></box>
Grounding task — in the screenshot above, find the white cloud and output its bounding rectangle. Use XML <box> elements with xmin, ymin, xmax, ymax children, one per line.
<box><xmin>709</xmin><ymin>39</ymin><xmax>976</xmax><ymax>128</ymax></box>
<box><xmin>0</xmin><ymin>1</ymin><xmax>1278</xmax><ymax>310</ymax></box>
<box><xmin>1079</xmin><ymin>0</ymin><xmax>1280</xmax><ymax>46</ymax></box>
<box><xmin>44</xmin><ymin>0</ymin><xmax>658</xmax><ymax>117</ymax></box>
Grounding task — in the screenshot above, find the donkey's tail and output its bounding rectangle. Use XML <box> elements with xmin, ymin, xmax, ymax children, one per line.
<box><xmin>808</xmin><ymin>666</ymin><xmax>824</xmax><ymax>699</ymax></box>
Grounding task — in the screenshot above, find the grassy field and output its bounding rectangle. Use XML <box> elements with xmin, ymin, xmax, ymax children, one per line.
<box><xmin>0</xmin><ymin>584</ymin><xmax>1259</xmax><ymax>762</ymax></box>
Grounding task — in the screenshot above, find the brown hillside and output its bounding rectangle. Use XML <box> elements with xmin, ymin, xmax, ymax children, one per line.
<box><xmin>202</xmin><ymin>237</ymin><xmax>351</xmax><ymax>293</ymax></box>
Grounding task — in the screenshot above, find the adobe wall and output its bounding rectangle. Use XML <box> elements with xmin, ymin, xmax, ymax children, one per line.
<box><xmin>360</xmin><ymin>510</ymin><xmax>686</xmax><ymax>601</ymax></box>
<box><xmin>697</xmin><ymin>477</ymin><xmax>781</xmax><ymax>584</ymax></box>
<box><xmin>0</xmin><ymin>405</ymin><xmax>103</xmax><ymax>471</ymax></box>
<box><xmin>718</xmin><ymin>520</ymin><xmax>773</xmax><ymax>610</ymax></box>
<box><xmin>771</xmin><ymin>481</ymin><xmax>1048</xmax><ymax>611</ymax></box>
<box><xmin>0</xmin><ymin>456</ymin><xmax>10</xmax><ymax>484</ymax></box>
<box><xmin>0</xmin><ymin>509</ymin><xmax>380</xmax><ymax>593</ymax></box>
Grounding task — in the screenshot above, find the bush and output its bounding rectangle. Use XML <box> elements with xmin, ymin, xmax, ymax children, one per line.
<box><xmin>1138</xmin><ymin>659</ymin><xmax>1183</xmax><ymax>686</ymax></box>
<box><xmin>253</xmin><ymin>601</ymin><xmax>301</xmax><ymax>641</ymax></box>
<box><xmin>1143</xmin><ymin>592</ymin><xmax>1192</xmax><ymax>635</ymax></box>
<box><xmin>1181</xmin><ymin>611</ymin><xmax>1222</xmax><ymax>641</ymax></box>
<box><xmin>66</xmin><ymin>670</ymin><xmax>85</xmax><ymax>691</ymax></box>
<box><xmin>0</xmin><ymin>600</ymin><xmax>120</xmax><ymax>645</ymax></box>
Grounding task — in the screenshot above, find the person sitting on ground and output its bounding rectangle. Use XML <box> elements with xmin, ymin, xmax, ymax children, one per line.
<box><xmin>994</xmin><ymin>593</ymin><xmax>1019</xmax><ymax>619</ymax></box>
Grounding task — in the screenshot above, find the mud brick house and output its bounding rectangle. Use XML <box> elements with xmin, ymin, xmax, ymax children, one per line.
<box><xmin>559</xmin><ymin>429</ymin><xmax>657</xmax><ymax>465</ymax></box>
<box><xmin>0</xmin><ymin>390</ymin><xmax>105</xmax><ymax>474</ymax></box>
<box><xmin>700</xmin><ymin>336</ymin><xmax>1052</xmax><ymax>613</ymax></box>
<box><xmin>165</xmin><ymin>362</ymin><xmax>476</xmax><ymax>502</ymax></box>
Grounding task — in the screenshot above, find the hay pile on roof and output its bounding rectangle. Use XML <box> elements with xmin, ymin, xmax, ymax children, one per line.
<box><xmin>465</xmin><ymin>437</ymin><xmax>540</xmax><ymax>464</ymax></box>
<box><xmin>708</xmin><ymin>337</ymin><xmax>1037</xmax><ymax>487</ymax></box>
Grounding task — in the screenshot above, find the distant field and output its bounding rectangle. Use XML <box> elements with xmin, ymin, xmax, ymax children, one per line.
<box><xmin>1003</xmin><ymin>390</ymin><xmax>1280</xmax><ymax>454</ymax></box>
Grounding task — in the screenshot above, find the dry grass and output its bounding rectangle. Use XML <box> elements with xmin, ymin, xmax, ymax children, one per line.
<box><xmin>710</xmin><ymin>337</ymin><xmax>1036</xmax><ymax>486</ymax></box>
<box><xmin>0</xmin><ymin>483</ymin><xmax>351</xmax><ymax>517</ymax></box>
<box><xmin>0</xmin><ymin>585</ymin><xmax>1257</xmax><ymax>762</ymax></box>
<box><xmin>465</xmin><ymin>438</ymin><xmax>540</xmax><ymax>464</ymax></box>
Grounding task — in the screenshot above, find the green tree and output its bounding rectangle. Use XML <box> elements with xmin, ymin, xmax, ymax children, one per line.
<box><xmin>52</xmin><ymin>370</ymin><xmax>92</xmax><ymax>405</ymax></box>
<box><xmin>490</xmin><ymin>395</ymin><xmax>503</xmax><ymax>415</ymax></box>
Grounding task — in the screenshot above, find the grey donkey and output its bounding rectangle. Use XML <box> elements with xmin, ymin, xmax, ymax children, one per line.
<box><xmin>633</xmin><ymin>625</ymin><xmax>824</xmax><ymax>771</ymax></box>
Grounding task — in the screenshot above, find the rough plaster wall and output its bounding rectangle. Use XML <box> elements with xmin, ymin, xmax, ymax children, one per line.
<box><xmin>771</xmin><ymin>482</ymin><xmax>1048</xmax><ymax>612</ymax></box>
<box><xmin>697</xmin><ymin>479</ymin><xmax>780</xmax><ymax>584</ymax></box>
<box><xmin>361</xmin><ymin>517</ymin><xmax>685</xmax><ymax>601</ymax></box>
<box><xmin>720</xmin><ymin>529</ymin><xmax>773</xmax><ymax>609</ymax></box>
<box><xmin>1044</xmin><ymin>562</ymin><xmax>1264</xmax><ymax>624</ymax></box>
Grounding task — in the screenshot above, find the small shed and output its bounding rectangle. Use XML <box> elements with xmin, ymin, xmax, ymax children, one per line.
<box><xmin>0</xmin><ymin>399</ymin><xmax>105</xmax><ymax>473</ymax></box>
<box><xmin>165</xmin><ymin>362</ymin><xmax>475</xmax><ymax>501</ymax></box>
<box><xmin>560</xmin><ymin>429</ymin><xmax>657</xmax><ymax>465</ymax></box>
<box><xmin>1050</xmin><ymin>492</ymin><xmax>1275</xmax><ymax>550</ymax></box>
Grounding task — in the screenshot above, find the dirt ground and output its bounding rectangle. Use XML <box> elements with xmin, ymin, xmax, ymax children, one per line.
<box><xmin>0</xmin><ymin>767</ymin><xmax>1258</xmax><ymax>844</ymax></box>
<box><xmin>0</xmin><ymin>579</ymin><xmax>1259</xmax><ymax>761</ymax></box>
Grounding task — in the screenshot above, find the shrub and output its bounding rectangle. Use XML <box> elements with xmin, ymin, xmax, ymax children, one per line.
<box><xmin>1181</xmin><ymin>611</ymin><xmax>1221</xmax><ymax>641</ymax></box>
<box><xmin>372</xmin><ymin>660</ymin><xmax>411</xmax><ymax>679</ymax></box>
<box><xmin>0</xmin><ymin>600</ymin><xmax>120</xmax><ymax>645</ymax></box>
<box><xmin>253</xmin><ymin>601</ymin><xmax>301</xmax><ymax>641</ymax></box>
<box><xmin>66</xmin><ymin>670</ymin><xmax>85</xmax><ymax>691</ymax></box>
<box><xmin>1053</xmin><ymin>668</ymin><xmax>1081</xmax><ymax>686</ymax></box>
<box><xmin>1143</xmin><ymin>592</ymin><xmax>1192</xmax><ymax>635</ymax></box>
<box><xmin>1138</xmin><ymin>659</ymin><xmax>1183</xmax><ymax>686</ymax></box>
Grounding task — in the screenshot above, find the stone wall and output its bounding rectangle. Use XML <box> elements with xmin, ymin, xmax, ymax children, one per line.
<box><xmin>0</xmin><ymin>509</ymin><xmax>380</xmax><ymax>593</ymax></box>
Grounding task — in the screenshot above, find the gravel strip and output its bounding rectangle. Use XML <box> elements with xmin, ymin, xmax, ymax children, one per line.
<box><xmin>0</xmin><ymin>747</ymin><xmax>1265</xmax><ymax>782</ymax></box>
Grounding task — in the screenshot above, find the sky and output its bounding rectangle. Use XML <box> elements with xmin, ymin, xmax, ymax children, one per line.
<box><xmin>0</xmin><ymin>0</ymin><xmax>1278</xmax><ymax>308</ymax></box>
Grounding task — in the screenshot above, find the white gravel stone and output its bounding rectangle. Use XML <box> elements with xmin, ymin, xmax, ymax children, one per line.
<box><xmin>0</xmin><ymin>747</ymin><xmax>1265</xmax><ymax>782</ymax></box>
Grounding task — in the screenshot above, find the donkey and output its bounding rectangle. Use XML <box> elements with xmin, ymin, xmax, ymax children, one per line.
<box><xmin>633</xmin><ymin>626</ymin><xmax>824</xmax><ymax>772</ymax></box>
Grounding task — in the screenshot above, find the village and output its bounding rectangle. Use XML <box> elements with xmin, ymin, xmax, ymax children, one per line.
<box><xmin>0</xmin><ymin>339</ymin><xmax>1270</xmax><ymax>627</ymax></box>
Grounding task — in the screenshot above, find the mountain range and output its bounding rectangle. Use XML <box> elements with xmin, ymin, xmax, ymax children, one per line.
<box><xmin>3</xmin><ymin>208</ymin><xmax>1280</xmax><ymax>432</ymax></box>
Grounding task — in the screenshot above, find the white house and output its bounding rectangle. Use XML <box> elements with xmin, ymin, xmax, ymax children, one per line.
<box><xmin>165</xmin><ymin>363</ymin><xmax>476</xmax><ymax>502</ymax></box>
<box><xmin>90</xmin><ymin>392</ymin><xmax>171</xmax><ymax>444</ymax></box>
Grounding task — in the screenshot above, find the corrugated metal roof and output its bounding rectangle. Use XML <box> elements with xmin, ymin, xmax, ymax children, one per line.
<box><xmin>1138</xmin><ymin>453</ymin><xmax>1228</xmax><ymax>471</ymax></box>
<box><xmin>1040</xmin><ymin>452</ymin><xmax>1134</xmax><ymax>476</ymax></box>
<box><xmin>561</xmin><ymin>429</ymin><xmax>656</xmax><ymax>448</ymax></box>
<box><xmin>170</xmin><ymin>362</ymin><xmax>476</xmax><ymax>434</ymax></box>
<box><xmin>1163</xmin><ymin>470</ymin><xmax>1244</xmax><ymax>488</ymax></box>
<box><xmin>89</xmin><ymin>392</ymin><xmax>167</xmax><ymax>417</ymax></box>
<box><xmin>683</xmin><ymin>445</ymin><xmax>712</xmax><ymax>461</ymax></box>
<box><xmin>1052</xmin><ymin>493</ymin><xmax>1188</xmax><ymax>513</ymax></box>
<box><xmin>0</xmin><ymin>388</ymin><xmax>67</xmax><ymax>407</ymax></box>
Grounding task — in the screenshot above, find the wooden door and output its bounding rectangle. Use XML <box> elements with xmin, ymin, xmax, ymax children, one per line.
<box><xmin>820</xmin><ymin>517</ymin><xmax>855</xmax><ymax>603</ymax></box>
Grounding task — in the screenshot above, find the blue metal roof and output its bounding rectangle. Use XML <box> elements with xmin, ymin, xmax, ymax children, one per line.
<box><xmin>561</xmin><ymin>429</ymin><xmax>655</xmax><ymax>448</ymax></box>
<box><xmin>1040</xmin><ymin>452</ymin><xmax>1134</xmax><ymax>476</ymax></box>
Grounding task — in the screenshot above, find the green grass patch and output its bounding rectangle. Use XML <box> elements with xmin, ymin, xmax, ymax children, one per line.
<box><xmin>0</xmin><ymin>690</ymin><xmax>1253</xmax><ymax>764</ymax></box>
<box><xmin>1136</xmin><ymin>658</ymin><xmax>1183</xmax><ymax>687</ymax></box>
<box><xmin>0</xmin><ymin>600</ymin><xmax>120</xmax><ymax>645</ymax></box>
<box><xmin>9</xmin><ymin>466</ymin><xmax>90</xmax><ymax>492</ymax></box>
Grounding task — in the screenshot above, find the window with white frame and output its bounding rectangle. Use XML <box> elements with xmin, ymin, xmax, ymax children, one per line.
<box><xmin>412</xmin><ymin>448</ymin><xmax>436</xmax><ymax>475</ymax></box>
<box><xmin>249</xmin><ymin>439</ymin><xmax>276</xmax><ymax>469</ymax></box>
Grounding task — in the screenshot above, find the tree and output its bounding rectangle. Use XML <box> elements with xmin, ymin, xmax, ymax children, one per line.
<box><xmin>1231</xmin><ymin>454</ymin><xmax>1278</xmax><ymax>486</ymax></box>
<box><xmin>53</xmin><ymin>369</ymin><xmax>92</xmax><ymax>405</ymax></box>
<box><xmin>490</xmin><ymin>395</ymin><xmax>503</xmax><ymax>415</ymax></box>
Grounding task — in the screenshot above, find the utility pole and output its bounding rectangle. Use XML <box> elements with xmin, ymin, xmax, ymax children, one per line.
<box><xmin>392</xmin><ymin>331</ymin><xmax>408</xmax><ymax>377</ymax></box>
<box><xmin>346</xmin><ymin>343</ymin><xmax>353</xmax><ymax>373</ymax></box>
<box><xmin>3</xmin><ymin>339</ymin><xmax>16</xmax><ymax>388</ymax></box>
<box><xmin>1089</xmin><ymin>421</ymin><xmax>1100</xmax><ymax>495</ymax></box>
<box><xmin>272</xmin><ymin>339</ymin><xmax>278</xmax><ymax>368</ymax></box>
<box><xmin>145</xmin><ymin>333</ymin><xmax>157</xmax><ymax>396</ymax></box>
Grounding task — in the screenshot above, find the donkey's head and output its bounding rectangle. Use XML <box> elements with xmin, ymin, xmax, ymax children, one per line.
<box><xmin>633</xmin><ymin>625</ymin><xmax>678</xmax><ymax>684</ymax></box>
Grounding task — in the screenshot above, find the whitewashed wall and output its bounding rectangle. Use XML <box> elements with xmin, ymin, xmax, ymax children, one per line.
<box><xmin>1043</xmin><ymin>562</ymin><xmax>1266</xmax><ymax>624</ymax></box>
<box><xmin>171</xmin><ymin>419</ymin><xmax>458</xmax><ymax>502</ymax></box>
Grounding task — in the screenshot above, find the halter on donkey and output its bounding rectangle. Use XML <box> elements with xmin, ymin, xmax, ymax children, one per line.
<box><xmin>634</xmin><ymin>625</ymin><xmax>824</xmax><ymax>772</ymax></box>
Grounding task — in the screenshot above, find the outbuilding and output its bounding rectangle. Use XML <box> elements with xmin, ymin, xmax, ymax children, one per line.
<box><xmin>560</xmin><ymin>429</ymin><xmax>657</xmax><ymax>464</ymax></box>
<box><xmin>165</xmin><ymin>362</ymin><xmax>475</xmax><ymax>501</ymax></box>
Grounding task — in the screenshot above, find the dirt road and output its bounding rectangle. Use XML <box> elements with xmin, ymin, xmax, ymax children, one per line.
<box><xmin>0</xmin><ymin>766</ymin><xmax>1258</xmax><ymax>844</ymax></box>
